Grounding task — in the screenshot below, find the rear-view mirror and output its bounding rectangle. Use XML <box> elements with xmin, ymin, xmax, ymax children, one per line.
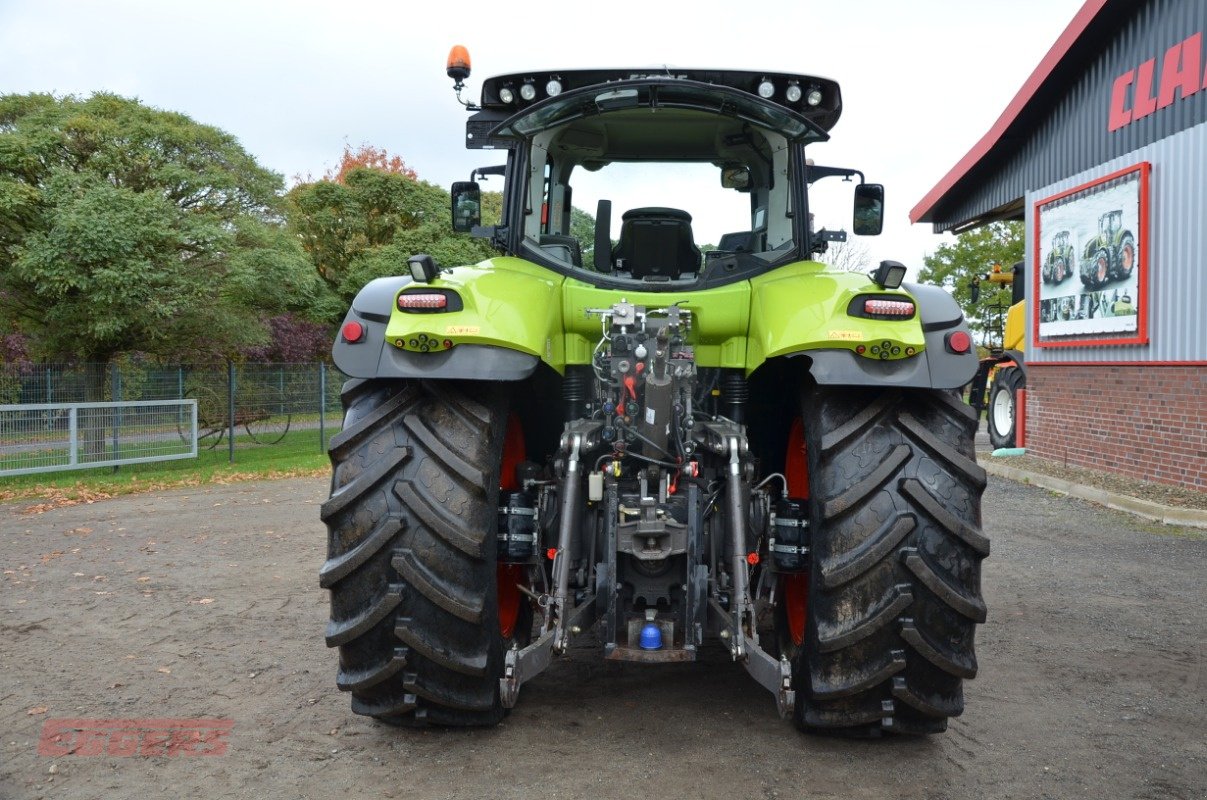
<box><xmin>853</xmin><ymin>183</ymin><xmax>884</xmax><ymax>236</ymax></box>
<box><xmin>721</xmin><ymin>167</ymin><xmax>751</xmax><ymax>191</ymax></box>
<box><xmin>451</xmin><ymin>181</ymin><xmax>481</xmax><ymax>233</ymax></box>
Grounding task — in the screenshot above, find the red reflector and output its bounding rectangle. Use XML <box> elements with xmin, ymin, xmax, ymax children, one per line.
<box><xmin>341</xmin><ymin>321</ymin><xmax>364</xmax><ymax>342</ymax></box>
<box><xmin>864</xmin><ymin>299</ymin><xmax>915</xmax><ymax>317</ymax></box>
<box><xmin>397</xmin><ymin>293</ymin><xmax>448</xmax><ymax>310</ymax></box>
<box><xmin>546</xmin><ymin>548</ymin><xmax>558</xmax><ymax>561</ymax></box>
<box><xmin>746</xmin><ymin>552</ymin><xmax>759</xmax><ymax>566</ymax></box>
<box><xmin>946</xmin><ymin>331</ymin><xmax>972</xmax><ymax>353</ymax></box>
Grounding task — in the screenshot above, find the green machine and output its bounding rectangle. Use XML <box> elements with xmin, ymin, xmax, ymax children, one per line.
<box><xmin>320</xmin><ymin>48</ymin><xmax>989</xmax><ymax>737</ymax></box>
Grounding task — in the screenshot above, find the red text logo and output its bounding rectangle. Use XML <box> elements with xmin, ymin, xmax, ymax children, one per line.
<box><xmin>38</xmin><ymin>718</ymin><xmax>233</xmax><ymax>757</ymax></box>
<box><xmin>1109</xmin><ymin>31</ymin><xmax>1204</xmax><ymax>131</ymax></box>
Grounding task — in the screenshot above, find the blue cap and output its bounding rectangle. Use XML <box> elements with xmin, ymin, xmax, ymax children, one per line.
<box><xmin>639</xmin><ymin>622</ymin><xmax>663</xmax><ymax>650</ymax></box>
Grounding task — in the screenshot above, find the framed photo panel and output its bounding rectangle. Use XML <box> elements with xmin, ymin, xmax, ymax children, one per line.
<box><xmin>1033</xmin><ymin>163</ymin><xmax>1149</xmax><ymax>347</ymax></box>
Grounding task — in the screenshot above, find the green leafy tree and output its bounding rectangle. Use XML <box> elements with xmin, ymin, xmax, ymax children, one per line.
<box><xmin>0</xmin><ymin>93</ymin><xmax>320</xmax><ymax>368</ymax></box>
<box><xmin>916</xmin><ymin>221</ymin><xmax>1024</xmax><ymax>338</ymax></box>
<box><xmin>570</xmin><ymin>206</ymin><xmax>598</xmax><ymax>264</ymax></box>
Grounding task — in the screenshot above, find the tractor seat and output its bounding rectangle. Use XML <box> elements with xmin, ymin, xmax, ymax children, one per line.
<box><xmin>538</xmin><ymin>234</ymin><xmax>582</xmax><ymax>267</ymax></box>
<box><xmin>612</xmin><ymin>207</ymin><xmax>701</xmax><ymax>279</ymax></box>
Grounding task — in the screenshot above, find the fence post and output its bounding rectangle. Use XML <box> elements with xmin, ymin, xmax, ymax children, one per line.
<box><xmin>111</xmin><ymin>362</ymin><xmax>122</xmax><ymax>472</ymax></box>
<box><xmin>319</xmin><ymin>362</ymin><xmax>326</xmax><ymax>453</ymax></box>
<box><xmin>41</xmin><ymin>367</ymin><xmax>53</xmax><ymax>430</ymax></box>
<box><xmin>177</xmin><ymin>366</ymin><xmax>185</xmax><ymax>432</ymax></box>
<box><xmin>228</xmin><ymin>360</ymin><xmax>236</xmax><ymax>464</ymax></box>
<box><xmin>68</xmin><ymin>406</ymin><xmax>78</xmax><ymax>467</ymax></box>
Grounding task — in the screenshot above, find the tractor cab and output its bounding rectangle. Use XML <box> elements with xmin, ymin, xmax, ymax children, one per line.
<box><xmin>447</xmin><ymin>56</ymin><xmax>883</xmax><ymax>289</ymax></box>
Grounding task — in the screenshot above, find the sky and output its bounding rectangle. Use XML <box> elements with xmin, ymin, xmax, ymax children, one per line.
<box><xmin>0</xmin><ymin>0</ymin><xmax>1088</xmax><ymax>276</ymax></box>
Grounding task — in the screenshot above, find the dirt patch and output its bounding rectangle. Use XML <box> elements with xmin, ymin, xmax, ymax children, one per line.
<box><xmin>1</xmin><ymin>476</ymin><xmax>1203</xmax><ymax>799</ymax></box>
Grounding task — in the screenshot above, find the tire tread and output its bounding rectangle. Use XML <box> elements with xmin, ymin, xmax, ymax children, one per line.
<box><xmin>321</xmin><ymin>379</ymin><xmax>508</xmax><ymax>727</ymax></box>
<box><xmin>797</xmin><ymin>386</ymin><xmax>987</xmax><ymax>736</ymax></box>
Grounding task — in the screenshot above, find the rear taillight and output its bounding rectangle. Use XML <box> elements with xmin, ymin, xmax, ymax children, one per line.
<box><xmin>945</xmin><ymin>331</ymin><xmax>972</xmax><ymax>353</ymax></box>
<box><xmin>864</xmin><ymin>299</ymin><xmax>915</xmax><ymax>317</ymax></box>
<box><xmin>397</xmin><ymin>293</ymin><xmax>448</xmax><ymax>310</ymax></box>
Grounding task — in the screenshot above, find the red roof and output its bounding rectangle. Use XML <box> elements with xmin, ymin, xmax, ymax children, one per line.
<box><xmin>910</xmin><ymin>0</ymin><xmax>1111</xmax><ymax>224</ymax></box>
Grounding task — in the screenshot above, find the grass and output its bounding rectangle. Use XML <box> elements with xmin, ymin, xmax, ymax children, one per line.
<box><xmin>0</xmin><ymin>428</ymin><xmax>333</xmax><ymax>508</ymax></box>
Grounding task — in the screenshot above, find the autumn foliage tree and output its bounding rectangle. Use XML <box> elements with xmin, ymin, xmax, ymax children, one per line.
<box><xmin>326</xmin><ymin>143</ymin><xmax>417</xmax><ymax>183</ymax></box>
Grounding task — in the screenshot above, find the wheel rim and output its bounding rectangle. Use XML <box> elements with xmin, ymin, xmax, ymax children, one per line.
<box><xmin>991</xmin><ymin>386</ymin><xmax>1013</xmax><ymax>436</ymax></box>
<box><xmin>782</xmin><ymin>573</ymin><xmax>808</xmax><ymax>647</ymax></box>
<box><xmin>497</xmin><ymin>563</ymin><xmax>524</xmax><ymax>640</ymax></box>
<box><xmin>784</xmin><ymin>417</ymin><xmax>809</xmax><ymax>497</ymax></box>
<box><xmin>1096</xmin><ymin>254</ymin><xmax>1108</xmax><ymax>282</ymax></box>
<box><xmin>1122</xmin><ymin>241</ymin><xmax>1135</xmax><ymax>275</ymax></box>
<box><xmin>179</xmin><ymin>385</ymin><xmax>226</xmax><ymax>450</ymax></box>
<box><xmin>498</xmin><ymin>413</ymin><xmax>527</xmax><ymax>640</ymax></box>
<box><xmin>781</xmin><ymin>419</ymin><xmax>810</xmax><ymax>649</ymax></box>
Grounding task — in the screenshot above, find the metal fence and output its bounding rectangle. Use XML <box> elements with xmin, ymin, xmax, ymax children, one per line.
<box><xmin>0</xmin><ymin>362</ymin><xmax>346</xmax><ymax>467</ymax></box>
<box><xmin>0</xmin><ymin>400</ymin><xmax>198</xmax><ymax>477</ymax></box>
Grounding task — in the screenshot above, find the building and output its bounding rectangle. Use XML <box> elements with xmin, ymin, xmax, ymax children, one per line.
<box><xmin>912</xmin><ymin>0</ymin><xmax>1207</xmax><ymax>491</ymax></box>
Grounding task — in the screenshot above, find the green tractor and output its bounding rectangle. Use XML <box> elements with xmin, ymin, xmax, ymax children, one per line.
<box><xmin>1079</xmin><ymin>209</ymin><xmax>1136</xmax><ymax>289</ymax></box>
<box><xmin>320</xmin><ymin>49</ymin><xmax>989</xmax><ymax>737</ymax></box>
<box><xmin>1042</xmin><ymin>230</ymin><xmax>1073</xmax><ymax>284</ymax></box>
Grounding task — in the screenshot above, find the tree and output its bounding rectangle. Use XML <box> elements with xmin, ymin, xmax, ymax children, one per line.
<box><xmin>819</xmin><ymin>239</ymin><xmax>873</xmax><ymax>272</ymax></box>
<box><xmin>0</xmin><ymin>92</ymin><xmax>321</xmax><ymax>367</ymax></box>
<box><xmin>287</xmin><ymin>148</ymin><xmax>501</xmax><ymax>311</ymax></box>
<box><xmin>325</xmin><ymin>143</ymin><xmax>417</xmax><ymax>183</ymax></box>
<box><xmin>570</xmin><ymin>206</ymin><xmax>598</xmax><ymax>264</ymax></box>
<box><xmin>916</xmin><ymin>221</ymin><xmax>1024</xmax><ymax>338</ymax></box>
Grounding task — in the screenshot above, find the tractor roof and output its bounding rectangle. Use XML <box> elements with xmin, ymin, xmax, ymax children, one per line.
<box><xmin>478</xmin><ymin>69</ymin><xmax>842</xmax><ymax>138</ymax></box>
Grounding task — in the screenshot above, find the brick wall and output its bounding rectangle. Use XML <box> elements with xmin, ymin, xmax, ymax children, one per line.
<box><xmin>1026</xmin><ymin>365</ymin><xmax>1207</xmax><ymax>491</ymax></box>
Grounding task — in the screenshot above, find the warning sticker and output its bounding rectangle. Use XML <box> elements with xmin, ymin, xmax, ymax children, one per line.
<box><xmin>645</xmin><ymin>407</ymin><xmax>656</xmax><ymax>426</ymax></box>
<box><xmin>445</xmin><ymin>325</ymin><xmax>480</xmax><ymax>335</ymax></box>
<box><xmin>827</xmin><ymin>330</ymin><xmax>863</xmax><ymax>341</ymax></box>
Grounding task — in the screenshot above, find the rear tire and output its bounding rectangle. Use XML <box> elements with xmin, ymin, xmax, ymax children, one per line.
<box><xmin>319</xmin><ymin>378</ymin><xmax>511</xmax><ymax>726</ymax></box>
<box><xmin>1119</xmin><ymin>234</ymin><xmax>1136</xmax><ymax>279</ymax></box>
<box><xmin>795</xmin><ymin>386</ymin><xmax>988</xmax><ymax>736</ymax></box>
<box><xmin>1094</xmin><ymin>249</ymin><xmax>1109</xmax><ymax>287</ymax></box>
<box><xmin>987</xmin><ymin>367</ymin><xmax>1023</xmax><ymax>449</ymax></box>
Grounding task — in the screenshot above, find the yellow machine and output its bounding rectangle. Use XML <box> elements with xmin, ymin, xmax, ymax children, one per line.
<box><xmin>968</xmin><ymin>261</ymin><xmax>1026</xmax><ymax>448</ymax></box>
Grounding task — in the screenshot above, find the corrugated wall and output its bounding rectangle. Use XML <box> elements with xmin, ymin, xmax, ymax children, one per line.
<box><xmin>1025</xmin><ymin>120</ymin><xmax>1207</xmax><ymax>363</ymax></box>
<box><xmin>931</xmin><ymin>0</ymin><xmax>1207</xmax><ymax>232</ymax></box>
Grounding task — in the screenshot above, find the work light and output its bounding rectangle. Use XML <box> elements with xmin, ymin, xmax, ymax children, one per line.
<box><xmin>408</xmin><ymin>254</ymin><xmax>439</xmax><ymax>284</ymax></box>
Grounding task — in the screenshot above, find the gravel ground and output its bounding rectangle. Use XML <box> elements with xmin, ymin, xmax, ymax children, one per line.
<box><xmin>1</xmin><ymin>475</ymin><xmax>1204</xmax><ymax>800</ymax></box>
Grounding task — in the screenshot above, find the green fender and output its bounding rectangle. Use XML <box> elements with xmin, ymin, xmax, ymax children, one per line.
<box><xmin>333</xmin><ymin>258</ymin><xmax>563</xmax><ymax>380</ymax></box>
<box><xmin>748</xmin><ymin>263</ymin><xmax>977</xmax><ymax>389</ymax></box>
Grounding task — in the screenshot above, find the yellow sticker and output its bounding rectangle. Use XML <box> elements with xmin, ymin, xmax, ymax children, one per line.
<box><xmin>445</xmin><ymin>325</ymin><xmax>480</xmax><ymax>335</ymax></box>
<box><xmin>828</xmin><ymin>330</ymin><xmax>863</xmax><ymax>341</ymax></box>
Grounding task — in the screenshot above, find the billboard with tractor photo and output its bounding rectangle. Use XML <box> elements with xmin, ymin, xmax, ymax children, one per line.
<box><xmin>1034</xmin><ymin>163</ymin><xmax>1149</xmax><ymax>347</ymax></box>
